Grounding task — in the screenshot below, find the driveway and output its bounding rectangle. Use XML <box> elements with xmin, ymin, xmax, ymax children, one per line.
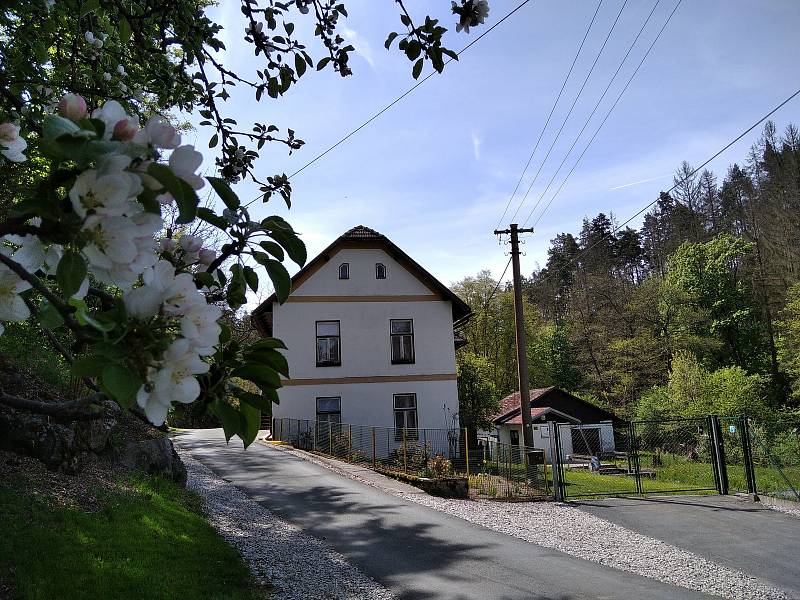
<box><xmin>174</xmin><ymin>429</ymin><xmax>707</xmax><ymax>600</ymax></box>
<box><xmin>575</xmin><ymin>495</ymin><xmax>800</xmax><ymax>596</ymax></box>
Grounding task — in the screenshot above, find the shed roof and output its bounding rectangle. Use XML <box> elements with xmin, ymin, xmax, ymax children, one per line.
<box><xmin>491</xmin><ymin>387</ymin><xmax>618</xmax><ymax>425</ymax></box>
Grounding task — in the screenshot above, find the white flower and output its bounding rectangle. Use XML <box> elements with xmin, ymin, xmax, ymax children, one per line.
<box><xmin>69</xmin><ymin>169</ymin><xmax>140</xmax><ymax>218</ymax></box>
<box><xmin>93</xmin><ymin>38</ymin><xmax>103</xmax><ymax>49</ymax></box>
<box><xmin>179</xmin><ymin>234</ymin><xmax>202</xmax><ymax>255</ymax></box>
<box><xmin>198</xmin><ymin>249</ymin><xmax>216</xmax><ymax>266</ymax></box>
<box><xmin>169</xmin><ymin>145</ymin><xmax>204</xmax><ymax>191</ymax></box>
<box><xmin>58</xmin><ymin>93</ymin><xmax>87</xmax><ymax>122</ymax></box>
<box><xmin>0</xmin><ymin>266</ymin><xmax>31</xmax><ymax>325</ymax></box>
<box><xmin>181</xmin><ymin>303</ymin><xmax>222</xmax><ymax>355</ymax></box>
<box><xmin>136</xmin><ymin>338</ymin><xmax>210</xmax><ymax>425</ymax></box>
<box><xmin>45</xmin><ymin>0</ymin><xmax>56</xmax><ymax>10</ymax></box>
<box><xmin>117</xmin><ymin>64</ymin><xmax>126</xmax><ymax>76</ymax></box>
<box><xmin>113</xmin><ymin>116</ymin><xmax>138</xmax><ymax>141</ymax></box>
<box><xmin>91</xmin><ymin>100</ymin><xmax>128</xmax><ymax>140</ymax></box>
<box><xmin>0</xmin><ymin>123</ymin><xmax>27</xmax><ymax>162</ymax></box>
<box><xmin>103</xmin><ymin>72</ymin><xmax>111</xmax><ymax>81</ymax></box>
<box><xmin>84</xmin><ymin>31</ymin><xmax>95</xmax><ymax>44</ymax></box>
<box><xmin>159</xmin><ymin>238</ymin><xmax>177</xmax><ymax>253</ymax></box>
<box><xmin>134</xmin><ymin>116</ymin><xmax>181</xmax><ymax>149</ymax></box>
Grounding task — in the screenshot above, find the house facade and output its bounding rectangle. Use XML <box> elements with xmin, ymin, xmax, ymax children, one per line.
<box><xmin>252</xmin><ymin>226</ymin><xmax>471</xmax><ymax>432</ymax></box>
<box><xmin>490</xmin><ymin>387</ymin><xmax>619</xmax><ymax>459</ymax></box>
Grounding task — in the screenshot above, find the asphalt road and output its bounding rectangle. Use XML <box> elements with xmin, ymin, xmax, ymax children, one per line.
<box><xmin>575</xmin><ymin>495</ymin><xmax>800</xmax><ymax>596</ymax></box>
<box><xmin>175</xmin><ymin>429</ymin><xmax>708</xmax><ymax>600</ymax></box>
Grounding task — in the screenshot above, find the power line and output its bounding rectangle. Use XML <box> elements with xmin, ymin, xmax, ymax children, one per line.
<box><xmin>243</xmin><ymin>0</ymin><xmax>534</xmax><ymax>209</ymax></box>
<box><xmin>534</xmin><ymin>84</ymin><xmax>800</xmax><ymax>285</ymax></box>
<box><xmin>494</xmin><ymin>0</ymin><xmax>603</xmax><ymax>230</ymax></box>
<box><xmin>505</xmin><ymin>0</ymin><xmax>629</xmax><ymax>225</ymax></box>
<box><xmin>521</xmin><ymin>0</ymin><xmax>667</xmax><ymax>228</ymax></box>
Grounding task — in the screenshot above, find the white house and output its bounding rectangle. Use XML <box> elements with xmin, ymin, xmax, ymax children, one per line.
<box><xmin>490</xmin><ymin>387</ymin><xmax>619</xmax><ymax>460</ymax></box>
<box><xmin>251</xmin><ymin>225</ymin><xmax>472</xmax><ymax>433</ymax></box>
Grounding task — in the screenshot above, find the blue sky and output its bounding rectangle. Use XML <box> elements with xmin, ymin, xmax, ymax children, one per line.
<box><xmin>190</xmin><ymin>0</ymin><xmax>800</xmax><ymax>299</ymax></box>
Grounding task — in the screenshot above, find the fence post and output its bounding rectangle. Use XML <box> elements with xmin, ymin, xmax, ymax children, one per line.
<box><xmin>402</xmin><ymin>427</ymin><xmax>408</xmax><ymax>473</ymax></box>
<box><xmin>372</xmin><ymin>427</ymin><xmax>376</xmax><ymax>468</ymax></box>
<box><xmin>348</xmin><ymin>423</ymin><xmax>352</xmax><ymax>457</ymax></box>
<box><xmin>630</xmin><ymin>421</ymin><xmax>643</xmax><ymax>495</ymax></box>
<box><xmin>710</xmin><ymin>415</ymin><xmax>729</xmax><ymax>495</ymax></box>
<box><xmin>464</xmin><ymin>428</ymin><xmax>470</xmax><ymax>478</ymax></box>
<box><xmin>740</xmin><ymin>416</ymin><xmax>757</xmax><ymax>496</ymax></box>
<box><xmin>312</xmin><ymin>420</ymin><xmax>317</xmax><ymax>452</ymax></box>
<box><xmin>279</xmin><ymin>418</ymin><xmax>283</xmax><ymax>441</ymax></box>
<box><xmin>548</xmin><ymin>421</ymin><xmax>564</xmax><ymax>502</ymax></box>
<box><xmin>328</xmin><ymin>420</ymin><xmax>332</xmax><ymax>456</ymax></box>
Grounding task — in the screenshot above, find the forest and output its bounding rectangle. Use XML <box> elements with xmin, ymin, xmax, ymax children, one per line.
<box><xmin>454</xmin><ymin>121</ymin><xmax>800</xmax><ymax>425</ymax></box>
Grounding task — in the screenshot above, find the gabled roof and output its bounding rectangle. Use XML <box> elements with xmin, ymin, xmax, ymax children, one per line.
<box><xmin>252</xmin><ymin>225</ymin><xmax>472</xmax><ymax>333</ymax></box>
<box><xmin>491</xmin><ymin>387</ymin><xmax>618</xmax><ymax>425</ymax></box>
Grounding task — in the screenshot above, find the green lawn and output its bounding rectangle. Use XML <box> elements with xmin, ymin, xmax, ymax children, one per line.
<box><xmin>0</xmin><ymin>474</ymin><xmax>265</xmax><ymax>600</ymax></box>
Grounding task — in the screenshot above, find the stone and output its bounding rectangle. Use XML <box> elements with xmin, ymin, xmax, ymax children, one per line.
<box><xmin>116</xmin><ymin>437</ymin><xmax>187</xmax><ymax>485</ymax></box>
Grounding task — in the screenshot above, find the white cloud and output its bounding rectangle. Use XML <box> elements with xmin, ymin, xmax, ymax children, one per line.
<box><xmin>471</xmin><ymin>131</ymin><xmax>482</xmax><ymax>160</ymax></box>
<box><xmin>342</xmin><ymin>27</ymin><xmax>375</xmax><ymax>68</ymax></box>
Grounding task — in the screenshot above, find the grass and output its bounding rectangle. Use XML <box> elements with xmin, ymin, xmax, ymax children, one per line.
<box><xmin>0</xmin><ymin>322</ymin><xmax>72</xmax><ymax>391</ymax></box>
<box><xmin>0</xmin><ymin>474</ymin><xmax>265</xmax><ymax>600</ymax></box>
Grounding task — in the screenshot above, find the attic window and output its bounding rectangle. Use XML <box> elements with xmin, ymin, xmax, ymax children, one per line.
<box><xmin>376</xmin><ymin>263</ymin><xmax>386</xmax><ymax>279</ymax></box>
<box><xmin>338</xmin><ymin>263</ymin><xmax>349</xmax><ymax>279</ymax></box>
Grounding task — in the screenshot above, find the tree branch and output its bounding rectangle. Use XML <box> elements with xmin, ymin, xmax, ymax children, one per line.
<box><xmin>0</xmin><ymin>391</ymin><xmax>107</xmax><ymax>421</ymax></box>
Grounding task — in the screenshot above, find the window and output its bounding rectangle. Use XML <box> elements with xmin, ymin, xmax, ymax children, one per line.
<box><xmin>338</xmin><ymin>263</ymin><xmax>349</xmax><ymax>279</ymax></box>
<box><xmin>390</xmin><ymin>319</ymin><xmax>415</xmax><ymax>364</ymax></box>
<box><xmin>393</xmin><ymin>394</ymin><xmax>418</xmax><ymax>440</ymax></box>
<box><xmin>316</xmin><ymin>320</ymin><xmax>341</xmax><ymax>366</ymax></box>
<box><xmin>510</xmin><ymin>430</ymin><xmax>520</xmax><ymax>446</ymax></box>
<box><xmin>375</xmin><ymin>263</ymin><xmax>386</xmax><ymax>279</ymax></box>
<box><xmin>316</xmin><ymin>397</ymin><xmax>341</xmax><ymax>424</ymax></box>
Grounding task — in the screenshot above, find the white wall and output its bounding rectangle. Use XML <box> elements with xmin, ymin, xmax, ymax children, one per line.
<box><xmin>292</xmin><ymin>248</ymin><xmax>433</xmax><ymax>296</ymax></box>
<box><xmin>273</xmin><ymin>300</ymin><xmax>456</xmax><ymax>380</ymax></box>
<box><xmin>272</xmin><ymin>379</ymin><xmax>459</xmax><ymax>430</ymax></box>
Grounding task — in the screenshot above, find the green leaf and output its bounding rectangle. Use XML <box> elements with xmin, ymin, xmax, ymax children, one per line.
<box><xmin>38</xmin><ymin>302</ymin><xmax>64</xmax><ymax>329</ymax></box>
<box><xmin>101</xmin><ymin>365</ymin><xmax>140</xmax><ymax>407</ymax></box>
<box><xmin>80</xmin><ymin>0</ymin><xmax>100</xmax><ymax>15</ymax></box>
<box><xmin>316</xmin><ymin>57</ymin><xmax>331</xmax><ymax>71</ymax></box>
<box><xmin>263</xmin><ymin>259</ymin><xmax>291</xmax><ymax>303</ymax></box>
<box><xmin>385</xmin><ymin>31</ymin><xmax>399</xmax><ymax>49</ymax></box>
<box><xmin>211</xmin><ymin>399</ymin><xmax>240</xmax><ymax>443</ymax></box>
<box><xmin>72</xmin><ymin>355</ymin><xmax>106</xmax><ymax>378</ymax></box>
<box><xmin>119</xmin><ymin>17</ymin><xmax>132</xmax><ymax>44</ymax></box>
<box><xmin>197</xmin><ymin>207</ymin><xmax>228</xmax><ymax>229</ymax></box>
<box><xmin>412</xmin><ymin>57</ymin><xmax>424</xmax><ymax>79</ymax></box>
<box><xmin>233</xmin><ymin>388</ymin><xmax>271</xmax><ymax>411</ymax></box>
<box><xmin>208</xmin><ymin>133</ymin><xmax>219</xmax><ymax>148</ymax></box>
<box><xmin>42</xmin><ymin>114</ymin><xmax>80</xmax><ymax>141</ymax></box>
<box><xmin>147</xmin><ymin>163</ymin><xmax>199</xmax><ymax>224</ymax></box>
<box><xmin>231</xmin><ymin>364</ymin><xmax>283</xmax><ymax>389</ymax></box>
<box><xmin>268</xmin><ymin>228</ymin><xmax>306</xmax><ymax>266</ymax></box>
<box><xmin>56</xmin><ymin>251</ymin><xmax>86</xmax><ymax>298</ymax></box>
<box><xmin>245</xmin><ymin>348</ymin><xmax>289</xmax><ymax>377</ymax></box>
<box><xmin>243</xmin><ymin>266</ymin><xmax>259</xmax><ymax>292</ymax></box>
<box><xmin>219</xmin><ymin>323</ymin><xmax>232</xmax><ymax>344</ymax></box>
<box><xmin>207</xmin><ymin>176</ymin><xmax>240</xmax><ymax>210</ymax></box>
<box><xmin>294</xmin><ymin>52</ymin><xmax>306</xmax><ymax>77</ymax></box>
<box><xmin>92</xmin><ymin>342</ymin><xmax>127</xmax><ymax>360</ymax></box>
<box><xmin>248</xmin><ymin>338</ymin><xmax>288</xmax><ymax>351</ymax></box>
<box><xmin>239</xmin><ymin>401</ymin><xmax>261</xmax><ymax>447</ymax></box>
<box><xmin>258</xmin><ymin>241</ymin><xmax>284</xmax><ymax>261</ymax></box>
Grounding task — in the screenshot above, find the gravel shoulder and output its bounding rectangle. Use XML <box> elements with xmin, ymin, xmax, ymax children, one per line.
<box><xmin>273</xmin><ymin>444</ymin><xmax>795</xmax><ymax>600</ymax></box>
<box><xmin>175</xmin><ymin>446</ymin><xmax>395</xmax><ymax>600</ymax></box>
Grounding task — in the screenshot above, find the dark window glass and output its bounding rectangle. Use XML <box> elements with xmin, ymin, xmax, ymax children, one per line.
<box><xmin>390</xmin><ymin>319</ymin><xmax>414</xmax><ymax>364</ymax></box>
<box><xmin>338</xmin><ymin>263</ymin><xmax>349</xmax><ymax>279</ymax></box>
<box><xmin>376</xmin><ymin>263</ymin><xmax>386</xmax><ymax>279</ymax></box>
<box><xmin>316</xmin><ymin>321</ymin><xmax>341</xmax><ymax>366</ymax></box>
<box><xmin>393</xmin><ymin>394</ymin><xmax>418</xmax><ymax>440</ymax></box>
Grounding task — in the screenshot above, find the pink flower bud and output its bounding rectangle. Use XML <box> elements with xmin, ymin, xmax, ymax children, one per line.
<box><xmin>58</xmin><ymin>94</ymin><xmax>87</xmax><ymax>122</ymax></box>
<box><xmin>113</xmin><ymin>117</ymin><xmax>138</xmax><ymax>141</ymax></box>
<box><xmin>198</xmin><ymin>249</ymin><xmax>216</xmax><ymax>266</ymax></box>
<box><xmin>159</xmin><ymin>238</ymin><xmax>177</xmax><ymax>252</ymax></box>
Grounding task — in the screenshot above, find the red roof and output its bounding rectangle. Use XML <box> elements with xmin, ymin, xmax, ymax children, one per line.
<box><xmin>492</xmin><ymin>387</ymin><xmax>556</xmax><ymax>421</ymax></box>
<box><xmin>501</xmin><ymin>406</ymin><xmax>554</xmax><ymax>424</ymax></box>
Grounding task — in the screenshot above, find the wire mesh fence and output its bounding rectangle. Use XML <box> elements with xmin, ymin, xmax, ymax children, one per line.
<box><xmin>272</xmin><ymin>418</ymin><xmax>550</xmax><ymax>500</ymax></box>
<box><xmin>748</xmin><ymin>420</ymin><xmax>800</xmax><ymax>502</ymax></box>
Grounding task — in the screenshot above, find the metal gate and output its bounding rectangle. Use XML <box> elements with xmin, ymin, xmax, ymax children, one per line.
<box><xmin>551</xmin><ymin>416</ymin><xmax>737</xmax><ymax>501</ymax></box>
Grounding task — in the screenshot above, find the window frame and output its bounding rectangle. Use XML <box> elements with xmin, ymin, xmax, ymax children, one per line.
<box><xmin>315</xmin><ymin>320</ymin><xmax>341</xmax><ymax>367</ymax></box>
<box><xmin>393</xmin><ymin>393</ymin><xmax>418</xmax><ymax>440</ymax></box>
<box><xmin>338</xmin><ymin>263</ymin><xmax>349</xmax><ymax>279</ymax></box>
<box><xmin>375</xmin><ymin>262</ymin><xmax>386</xmax><ymax>279</ymax></box>
<box><xmin>390</xmin><ymin>318</ymin><xmax>415</xmax><ymax>365</ymax></box>
<box><xmin>316</xmin><ymin>396</ymin><xmax>341</xmax><ymax>423</ymax></box>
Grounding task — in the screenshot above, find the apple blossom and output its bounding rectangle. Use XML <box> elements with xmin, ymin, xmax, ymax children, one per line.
<box><xmin>134</xmin><ymin>116</ymin><xmax>181</xmax><ymax>149</ymax></box>
<box><xmin>58</xmin><ymin>93</ymin><xmax>88</xmax><ymax>121</ymax></box>
<box><xmin>159</xmin><ymin>238</ymin><xmax>177</xmax><ymax>253</ymax></box>
<box><xmin>84</xmin><ymin>31</ymin><xmax>95</xmax><ymax>44</ymax></box>
<box><xmin>168</xmin><ymin>145</ymin><xmax>205</xmax><ymax>190</ymax></box>
<box><xmin>0</xmin><ymin>265</ymin><xmax>32</xmax><ymax>325</ymax></box>
<box><xmin>180</xmin><ymin>303</ymin><xmax>222</xmax><ymax>355</ymax></box>
<box><xmin>91</xmin><ymin>100</ymin><xmax>129</xmax><ymax>140</ymax></box>
<box><xmin>198</xmin><ymin>248</ymin><xmax>216</xmax><ymax>266</ymax></box>
<box><xmin>117</xmin><ymin>64</ymin><xmax>126</xmax><ymax>76</ymax></box>
<box><xmin>113</xmin><ymin>116</ymin><xmax>139</xmax><ymax>141</ymax></box>
<box><xmin>69</xmin><ymin>169</ymin><xmax>141</xmax><ymax>218</ymax></box>
<box><xmin>0</xmin><ymin>123</ymin><xmax>27</xmax><ymax>162</ymax></box>
<box><xmin>179</xmin><ymin>234</ymin><xmax>203</xmax><ymax>255</ymax></box>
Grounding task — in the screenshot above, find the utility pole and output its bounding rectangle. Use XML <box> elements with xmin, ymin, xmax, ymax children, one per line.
<box><xmin>493</xmin><ymin>223</ymin><xmax>535</xmax><ymax>449</ymax></box>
